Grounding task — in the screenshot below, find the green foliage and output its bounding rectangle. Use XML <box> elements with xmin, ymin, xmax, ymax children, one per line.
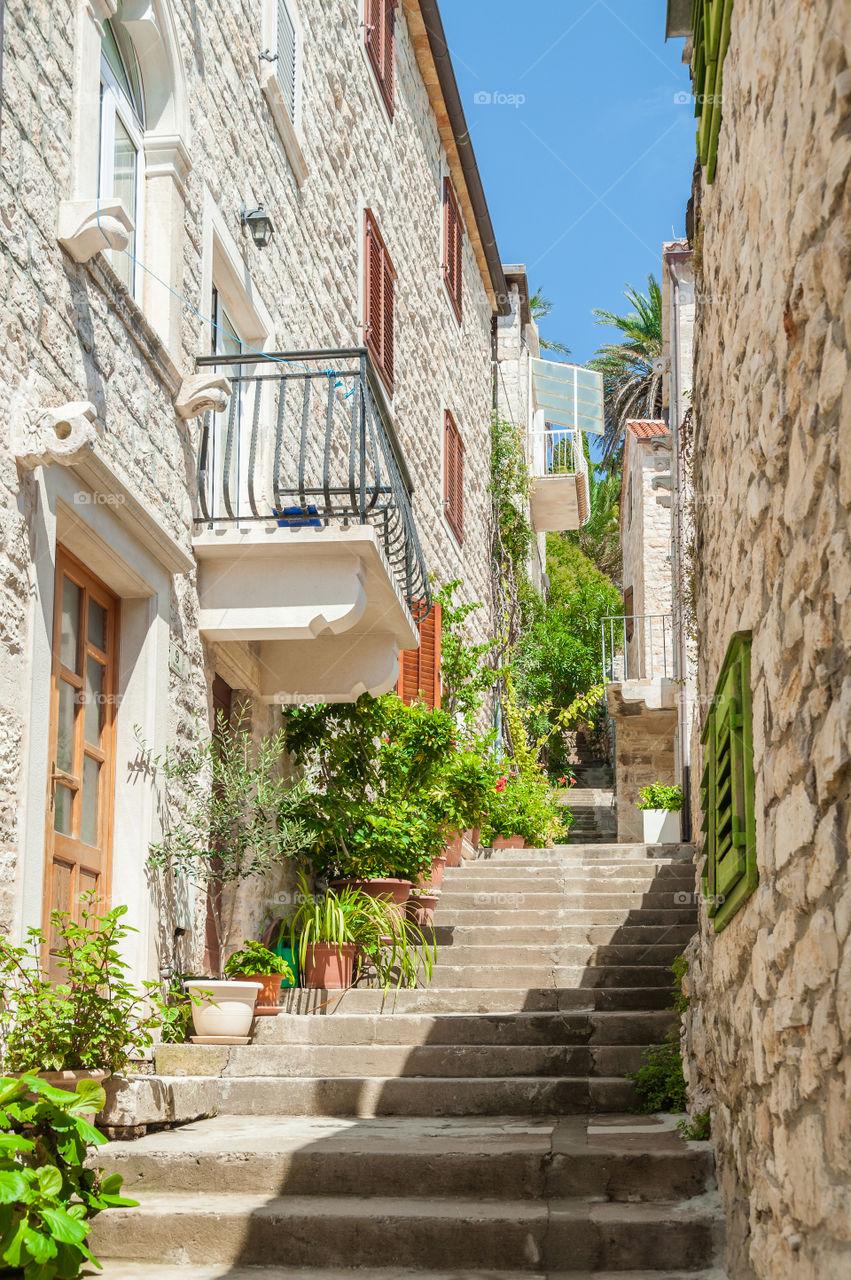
<box><xmin>631</xmin><ymin>956</ymin><xmax>689</xmax><ymax>1113</ymax></box>
<box><xmin>157</xmin><ymin>978</ymin><xmax>192</xmax><ymax>1046</ymax></box>
<box><xmin>637</xmin><ymin>783</ymin><xmax>684</xmax><ymax>812</ymax></box>
<box><xmin>588</xmin><ymin>275</ymin><xmax>664</xmax><ymax>460</ymax></box>
<box><xmin>481</xmin><ymin>771</ymin><xmax>568</xmax><ymax>847</ymax></box>
<box><xmin>678</xmin><ymin>1111</ymin><xmax>711</xmax><ymax>1142</ymax></box>
<box><xmin>224</xmin><ymin>942</ymin><xmax>295</xmax><ymax>981</ymax></box>
<box><xmin>566</xmin><ymin>465</ymin><xmax>622</xmax><ymax>581</ymax></box>
<box><xmin>0</xmin><ymin>899</ymin><xmax>165</xmax><ymax>1074</ymax></box>
<box><xmin>433</xmin><ymin>580</ymin><xmax>501</xmax><ymax>726</ymax></box>
<box><xmin>287</xmin><ymin>874</ymin><xmax>435</xmax><ymax>991</ymax></box>
<box><xmin>283</xmin><ymin>695</ymin><xmax>493</xmax><ymax>882</ymax></box>
<box><xmin>529</xmin><ymin>287</ymin><xmax>571</xmax><ymax>357</ymax></box>
<box><xmin>0</xmin><ymin>1074</ymin><xmax>136</xmax><ymax>1278</ymax></box>
<box><xmin>490</xmin><ymin>412</ymin><xmax>535</xmax><ymax>646</ymax></box>
<box><xmin>145</xmin><ymin>710</ymin><xmax>308</xmax><ymax>973</ymax></box>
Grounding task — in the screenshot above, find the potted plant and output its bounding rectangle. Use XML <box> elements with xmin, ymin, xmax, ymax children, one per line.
<box><xmin>144</xmin><ymin>710</ymin><xmax>308</xmax><ymax>1041</ymax></box>
<box><xmin>481</xmin><ymin>769</ymin><xmax>568</xmax><ymax>850</ymax></box>
<box><xmin>637</xmin><ymin>782</ymin><xmax>684</xmax><ymax>843</ymax></box>
<box><xmin>406</xmin><ymin>890</ymin><xmax>440</xmax><ymax>927</ymax></box>
<box><xmin>224</xmin><ymin>941</ymin><xmax>295</xmax><ymax>1015</ymax></box>
<box><xmin>430</xmin><ymin>745</ymin><xmax>498</xmax><ymax>868</ymax></box>
<box><xmin>289</xmin><ymin>875</ymin><xmax>435</xmax><ymax>991</ymax></box>
<box><xmin>262</xmin><ymin>917</ymin><xmax>300</xmax><ymax>989</ymax></box>
<box><xmin>0</xmin><ymin>897</ymin><xmax>167</xmax><ymax>1089</ymax></box>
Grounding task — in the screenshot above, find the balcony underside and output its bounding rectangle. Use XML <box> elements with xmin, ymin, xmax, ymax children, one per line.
<box><xmin>528</xmin><ymin>473</ymin><xmax>590</xmax><ymax>532</ymax></box>
<box><xmin>193</xmin><ymin>525</ymin><xmax>418</xmax><ymax>703</ymax></box>
<box><xmin>606</xmin><ymin>679</ymin><xmax>679</xmax><ymax>717</ymax></box>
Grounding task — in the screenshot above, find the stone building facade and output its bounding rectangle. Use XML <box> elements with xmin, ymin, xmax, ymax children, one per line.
<box><xmin>667</xmin><ymin>2</ymin><xmax>851</xmax><ymax>1276</ymax></box>
<box><xmin>0</xmin><ymin>0</ymin><xmax>507</xmax><ymax>978</ymax></box>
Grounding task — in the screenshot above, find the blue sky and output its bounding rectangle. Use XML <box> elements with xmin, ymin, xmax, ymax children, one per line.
<box><xmin>441</xmin><ymin>1</ymin><xmax>694</xmax><ymax>369</ymax></box>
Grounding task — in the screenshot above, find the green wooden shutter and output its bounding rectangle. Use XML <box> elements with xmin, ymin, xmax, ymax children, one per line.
<box><xmin>700</xmin><ymin>631</ymin><xmax>757</xmax><ymax>930</ymax></box>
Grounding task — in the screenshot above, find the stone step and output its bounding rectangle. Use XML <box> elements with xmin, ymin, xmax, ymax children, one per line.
<box><xmin>433</xmin><ymin>907</ymin><xmax>697</xmax><ymax>927</ymax></box>
<box><xmin>432</xmin><ymin>943</ymin><xmax>684</xmax><ymax>967</ymax></box>
<box><xmin>96</xmin><ymin>1114</ymin><xmax>714</xmax><ymax>1201</ymax></box>
<box><xmin>101</xmin><ymin>1073</ymin><xmax>640</xmax><ymax>1125</ymax></box>
<box><xmin>153</xmin><ymin>1041</ymin><xmax>654</xmax><ymax>1080</ymax></box>
<box><xmin>481</xmin><ymin>843</ymin><xmax>695</xmax><ymax>862</ymax></box>
<box><xmin>444</xmin><ymin>864</ymin><xmax>695</xmax><ymax>884</ymax></box>
<box><xmin>90</xmin><ymin>1190</ymin><xmax>720</xmax><ymax>1272</ymax></box>
<box><xmin>275</xmin><ymin>985</ymin><xmax>676</xmax><ymax>1014</ymax></box>
<box><xmin>96</xmin><ymin>1268</ymin><xmax>727</xmax><ymax>1280</ymax></box>
<box><xmin>431</xmin><ymin>924</ymin><xmax>697</xmax><ymax>947</ymax></box>
<box><xmin>251</xmin><ymin>1010</ymin><xmax>677</xmax><ymax>1047</ymax></box>
<box><xmin>428</xmin><ymin>965</ymin><xmax>675</xmax><ymax>990</ymax></box>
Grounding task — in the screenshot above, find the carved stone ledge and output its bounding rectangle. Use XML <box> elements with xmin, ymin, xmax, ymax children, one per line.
<box><xmin>13</xmin><ymin>399</ymin><xmax>98</xmax><ymax>471</ymax></box>
<box><xmin>57</xmin><ymin>199</ymin><xmax>134</xmax><ymax>264</ymax></box>
<box><xmin>174</xmin><ymin>374</ymin><xmax>232</xmax><ymax>419</ymax></box>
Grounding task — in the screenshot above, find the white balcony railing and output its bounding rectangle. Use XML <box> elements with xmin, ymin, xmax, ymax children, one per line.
<box><xmin>601</xmin><ymin>613</ymin><xmax>675</xmax><ymax>683</ymax></box>
<box><xmin>528</xmin><ymin>426</ymin><xmax>586</xmax><ymax>480</ymax></box>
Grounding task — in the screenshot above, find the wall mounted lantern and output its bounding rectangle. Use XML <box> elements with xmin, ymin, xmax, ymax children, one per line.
<box><xmin>241</xmin><ymin>203</ymin><xmax>274</xmax><ymax>248</ymax></box>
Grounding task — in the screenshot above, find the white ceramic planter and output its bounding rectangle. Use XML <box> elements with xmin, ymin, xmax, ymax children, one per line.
<box><xmin>184</xmin><ymin>980</ymin><xmax>261</xmax><ymax>1042</ymax></box>
<box><xmin>642</xmin><ymin>808</ymin><xmax>682</xmax><ymax>843</ymax></box>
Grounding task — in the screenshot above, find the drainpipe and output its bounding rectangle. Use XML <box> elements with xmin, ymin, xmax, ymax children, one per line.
<box><xmin>0</xmin><ymin>0</ymin><xmax>5</xmax><ymax>145</ymax></box>
<box><xmin>667</xmin><ymin>247</ymin><xmax>693</xmax><ymax>841</ymax></box>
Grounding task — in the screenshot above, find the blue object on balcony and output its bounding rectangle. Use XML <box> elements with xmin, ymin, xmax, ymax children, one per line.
<box><xmin>274</xmin><ymin>505</ymin><xmax>322</xmax><ymax>528</ymax></box>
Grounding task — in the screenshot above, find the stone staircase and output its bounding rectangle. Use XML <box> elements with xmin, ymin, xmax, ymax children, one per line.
<box><xmin>93</xmin><ymin>844</ymin><xmax>725</xmax><ymax>1278</ymax></box>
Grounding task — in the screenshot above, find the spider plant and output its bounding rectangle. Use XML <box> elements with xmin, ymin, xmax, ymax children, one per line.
<box><xmin>288</xmin><ymin>874</ymin><xmax>435</xmax><ymax>991</ymax></box>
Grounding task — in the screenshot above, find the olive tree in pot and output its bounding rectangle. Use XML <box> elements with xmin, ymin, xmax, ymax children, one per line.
<box><xmin>145</xmin><ymin>710</ymin><xmax>308</xmax><ymax>1042</ymax></box>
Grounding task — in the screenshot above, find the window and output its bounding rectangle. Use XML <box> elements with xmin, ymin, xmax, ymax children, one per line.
<box><xmin>275</xmin><ymin>0</ymin><xmax>298</xmax><ymax>123</ymax></box>
<box><xmin>364</xmin><ymin>209</ymin><xmax>395</xmax><ymax>393</ymax></box>
<box><xmin>45</xmin><ymin>549</ymin><xmax>118</xmax><ymax>975</ymax></box>
<box><xmin>444</xmin><ymin>411</ymin><xmax>464</xmax><ymax>542</ymax></box>
<box><xmin>99</xmin><ymin>19</ymin><xmax>145</xmax><ymax>296</ymax></box>
<box><xmin>700</xmin><ymin>632</ymin><xmax>757</xmax><ymax>931</ymax></box>
<box><xmin>443</xmin><ymin>178</ymin><xmax>463</xmax><ymax>321</ymax></box>
<box><xmin>397</xmin><ymin>603</ymin><xmax>442</xmax><ymax>708</ymax></box>
<box><xmin>365</xmin><ymin>0</ymin><xmax>395</xmax><ymax>119</ymax></box>
<box><xmin>210</xmin><ymin>286</ymin><xmax>245</xmax><ymax>519</ymax></box>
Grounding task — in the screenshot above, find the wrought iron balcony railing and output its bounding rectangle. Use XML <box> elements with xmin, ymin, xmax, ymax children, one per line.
<box><xmin>601</xmin><ymin>613</ymin><xmax>675</xmax><ymax>683</ymax></box>
<box><xmin>194</xmin><ymin>348</ymin><xmax>430</xmax><ymax>618</ymax></box>
<box><xmin>528</xmin><ymin>426</ymin><xmax>586</xmax><ymax>479</ymax></box>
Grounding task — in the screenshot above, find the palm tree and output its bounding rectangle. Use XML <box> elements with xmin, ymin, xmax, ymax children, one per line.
<box><xmin>568</xmin><ymin>463</ymin><xmax>622</xmax><ymax>583</ymax></box>
<box><xmin>529</xmin><ymin>287</ymin><xmax>571</xmax><ymax>358</ymax></box>
<box><xmin>588</xmin><ymin>275</ymin><xmax>663</xmax><ymax>459</ymax></box>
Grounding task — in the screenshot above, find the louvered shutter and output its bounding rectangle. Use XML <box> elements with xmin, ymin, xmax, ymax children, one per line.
<box><xmin>382</xmin><ymin>253</ymin><xmax>394</xmax><ymax>391</ymax></box>
<box><xmin>364</xmin><ymin>210</ymin><xmax>395</xmax><ymax>394</ymax></box>
<box><xmin>443</xmin><ymin>179</ymin><xmax>463</xmax><ymax>320</ymax></box>
<box><xmin>444</xmin><ymin>412</ymin><xmax>464</xmax><ymax>542</ymax></box>
<box><xmin>397</xmin><ymin>603</ymin><xmax>442</xmax><ymax>708</ymax></box>
<box><xmin>276</xmin><ymin>0</ymin><xmax>297</xmax><ymax>123</ymax></box>
<box><xmin>365</xmin><ymin>0</ymin><xmax>395</xmax><ymax>119</ymax></box>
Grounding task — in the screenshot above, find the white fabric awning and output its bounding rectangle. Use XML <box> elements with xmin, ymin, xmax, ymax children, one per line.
<box><xmin>530</xmin><ymin>359</ymin><xmax>604</xmax><ymax>435</ymax></box>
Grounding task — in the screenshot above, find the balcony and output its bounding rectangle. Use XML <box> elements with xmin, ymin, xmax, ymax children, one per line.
<box><xmin>527</xmin><ymin>359</ymin><xmax>600</xmax><ymax>532</ymax></box>
<box><xmin>192</xmin><ymin>349</ymin><xmax>429</xmax><ymax>704</ymax></box>
<box><xmin>601</xmin><ymin>612</ymin><xmax>678</xmax><ymax>712</ymax></box>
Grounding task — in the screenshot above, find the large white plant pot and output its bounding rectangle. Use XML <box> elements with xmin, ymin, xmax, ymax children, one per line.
<box><xmin>642</xmin><ymin>809</ymin><xmax>682</xmax><ymax>843</ymax></box>
<box><xmin>184</xmin><ymin>980</ymin><xmax>261</xmax><ymax>1041</ymax></box>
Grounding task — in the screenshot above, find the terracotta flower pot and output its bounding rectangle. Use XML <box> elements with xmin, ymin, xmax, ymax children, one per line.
<box><xmin>231</xmin><ymin>972</ymin><xmax>284</xmax><ymax>1015</ymax></box>
<box><xmin>417</xmin><ymin>855</ymin><xmax>446</xmax><ymax>892</ymax></box>
<box><xmin>406</xmin><ymin>892</ymin><xmax>440</xmax><ymax>927</ymax></box>
<box><xmin>302</xmin><ymin>942</ymin><xmax>357</xmax><ymax>989</ymax></box>
<box><xmin>491</xmin><ymin>835</ymin><xmax>526</xmax><ymax>850</ymax></box>
<box><xmin>330</xmin><ymin>877</ymin><xmax>412</xmax><ymax>919</ymax></box>
<box><xmin>443</xmin><ymin>830</ymin><xmax>463</xmax><ymax>866</ymax></box>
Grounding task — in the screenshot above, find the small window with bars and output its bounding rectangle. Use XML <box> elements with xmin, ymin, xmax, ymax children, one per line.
<box><xmin>275</xmin><ymin>0</ymin><xmax>298</xmax><ymax>124</ymax></box>
<box><xmin>443</xmin><ymin>178</ymin><xmax>463</xmax><ymax>321</ymax></box>
<box><xmin>365</xmin><ymin>0</ymin><xmax>395</xmax><ymax>119</ymax></box>
<box><xmin>444</xmin><ymin>411</ymin><xmax>464</xmax><ymax>543</ymax></box>
<box><xmin>397</xmin><ymin>602</ymin><xmax>442</xmax><ymax>708</ymax></box>
<box><xmin>364</xmin><ymin>209</ymin><xmax>395</xmax><ymax>393</ymax></box>
<box><xmin>700</xmin><ymin>631</ymin><xmax>757</xmax><ymax>931</ymax></box>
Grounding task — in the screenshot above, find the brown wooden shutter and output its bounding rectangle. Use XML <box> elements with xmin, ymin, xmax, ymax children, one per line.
<box><xmin>365</xmin><ymin>0</ymin><xmax>395</xmax><ymax>119</ymax></box>
<box><xmin>397</xmin><ymin>602</ymin><xmax>442</xmax><ymax>708</ymax></box>
<box><xmin>364</xmin><ymin>209</ymin><xmax>395</xmax><ymax>394</ymax></box>
<box><xmin>443</xmin><ymin>178</ymin><xmax>463</xmax><ymax>321</ymax></box>
<box><xmin>444</xmin><ymin>411</ymin><xmax>464</xmax><ymax>542</ymax></box>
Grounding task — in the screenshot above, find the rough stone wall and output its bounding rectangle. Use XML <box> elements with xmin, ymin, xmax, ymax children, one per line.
<box><xmin>681</xmin><ymin>3</ymin><xmax>851</xmax><ymax>1276</ymax></box>
<box><xmin>608</xmin><ymin>696</ymin><xmax>677</xmax><ymax>844</ymax></box>
<box><xmin>620</xmin><ymin>434</ymin><xmax>673</xmax><ymax>678</ymax></box>
<box><xmin>0</xmin><ymin>0</ymin><xmax>497</xmax><ymax>960</ymax></box>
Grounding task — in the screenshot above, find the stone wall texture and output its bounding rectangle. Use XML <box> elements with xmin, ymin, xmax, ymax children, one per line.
<box><xmin>683</xmin><ymin>3</ymin><xmax>851</xmax><ymax>1276</ymax></box>
<box><xmin>0</xmin><ymin>0</ymin><xmax>499</xmax><ymax>962</ymax></box>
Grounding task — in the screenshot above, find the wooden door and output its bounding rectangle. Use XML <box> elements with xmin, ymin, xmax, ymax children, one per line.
<box><xmin>44</xmin><ymin>548</ymin><xmax>119</xmax><ymax>968</ymax></box>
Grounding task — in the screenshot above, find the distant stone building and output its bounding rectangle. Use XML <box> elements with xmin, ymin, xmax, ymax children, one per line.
<box><xmin>666</xmin><ymin>2</ymin><xmax>851</xmax><ymax>1277</ymax></box>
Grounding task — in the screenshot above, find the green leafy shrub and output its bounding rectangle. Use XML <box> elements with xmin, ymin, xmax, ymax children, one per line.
<box><xmin>678</xmin><ymin>1111</ymin><xmax>711</xmax><ymax>1141</ymax></box>
<box><xmin>481</xmin><ymin>771</ymin><xmax>567</xmax><ymax>847</ymax></box>
<box><xmin>630</xmin><ymin>955</ymin><xmax>689</xmax><ymax>1113</ymax></box>
<box><xmin>637</xmin><ymin>783</ymin><xmax>684</xmax><ymax>812</ymax></box>
<box><xmin>224</xmin><ymin>942</ymin><xmax>295</xmax><ymax>982</ymax></box>
<box><xmin>0</xmin><ymin>899</ymin><xmax>164</xmax><ymax>1074</ymax></box>
<box><xmin>0</xmin><ymin>1074</ymin><xmax>136</xmax><ymax>1278</ymax></box>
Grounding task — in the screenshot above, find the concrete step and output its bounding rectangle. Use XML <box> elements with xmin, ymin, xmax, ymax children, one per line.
<box><xmin>96</xmin><ymin>1114</ymin><xmax>714</xmax><ymax>1201</ymax></box>
<box><xmin>101</xmin><ymin>1072</ymin><xmax>640</xmax><ymax>1124</ymax></box>
<box><xmin>433</xmin><ymin>908</ymin><xmax>697</xmax><ymax>927</ymax></box>
<box><xmin>153</xmin><ymin>1041</ymin><xmax>654</xmax><ymax>1080</ymax></box>
<box><xmin>96</xmin><ymin>1267</ymin><xmax>728</xmax><ymax>1280</ymax></box>
<box><xmin>432</xmin><ymin>944</ymin><xmax>685</xmax><ymax>967</ymax></box>
<box><xmin>428</xmin><ymin>965</ymin><xmax>675</xmax><ymax>990</ymax></box>
<box><xmin>90</xmin><ymin>1189</ymin><xmax>720</xmax><ymax>1271</ymax></box>
<box><xmin>444</xmin><ymin>864</ymin><xmax>695</xmax><ymax>885</ymax></box>
<box><xmin>276</xmin><ymin>985</ymin><xmax>676</xmax><ymax>1013</ymax></box>
<box><xmin>250</xmin><ymin>1010</ymin><xmax>677</xmax><ymax>1047</ymax></box>
<box><xmin>431</xmin><ymin>924</ymin><xmax>697</xmax><ymax>947</ymax></box>
<box><xmin>480</xmin><ymin>843</ymin><xmax>695</xmax><ymax>862</ymax></box>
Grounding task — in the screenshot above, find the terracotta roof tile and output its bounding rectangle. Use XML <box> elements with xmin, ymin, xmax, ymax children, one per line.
<box><xmin>625</xmin><ymin>419</ymin><xmax>670</xmax><ymax>439</ymax></box>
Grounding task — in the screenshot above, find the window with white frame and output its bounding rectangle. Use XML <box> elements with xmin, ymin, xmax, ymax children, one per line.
<box><xmin>275</xmin><ymin>0</ymin><xmax>298</xmax><ymax>124</ymax></box>
<box><xmin>211</xmin><ymin>286</ymin><xmax>246</xmax><ymax>520</ymax></box>
<box><xmin>99</xmin><ymin>20</ymin><xmax>145</xmax><ymax>296</ymax></box>
<box><xmin>261</xmin><ymin>0</ymin><xmax>306</xmax><ymax>183</ymax></box>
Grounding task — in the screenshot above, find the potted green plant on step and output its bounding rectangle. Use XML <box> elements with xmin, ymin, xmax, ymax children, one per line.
<box><xmin>636</xmin><ymin>783</ymin><xmax>684</xmax><ymax>844</ymax></box>
<box><xmin>224</xmin><ymin>941</ymin><xmax>295</xmax><ymax>1016</ymax></box>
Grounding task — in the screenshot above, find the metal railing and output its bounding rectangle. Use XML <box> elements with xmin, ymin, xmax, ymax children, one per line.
<box><xmin>194</xmin><ymin>348</ymin><xmax>430</xmax><ymax>618</ymax></box>
<box><xmin>601</xmin><ymin>613</ymin><xmax>674</xmax><ymax>682</ymax></box>
<box><xmin>527</xmin><ymin>426</ymin><xmax>587</xmax><ymax>479</ymax></box>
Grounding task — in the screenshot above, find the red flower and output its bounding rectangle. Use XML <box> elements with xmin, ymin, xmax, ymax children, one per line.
<box><xmin>495</xmin><ymin>776</ymin><xmax>507</xmax><ymax>793</ymax></box>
